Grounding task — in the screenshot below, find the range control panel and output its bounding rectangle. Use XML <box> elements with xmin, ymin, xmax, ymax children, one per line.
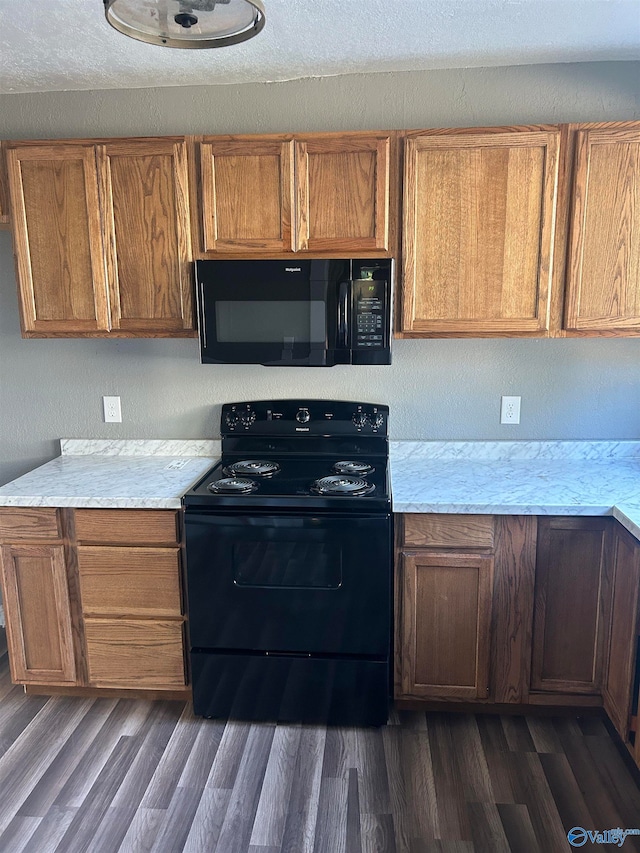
<box><xmin>221</xmin><ymin>400</ymin><xmax>389</xmax><ymax>435</ymax></box>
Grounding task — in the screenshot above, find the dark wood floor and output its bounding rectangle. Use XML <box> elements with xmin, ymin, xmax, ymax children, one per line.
<box><xmin>0</xmin><ymin>634</ymin><xmax>639</xmax><ymax>852</ymax></box>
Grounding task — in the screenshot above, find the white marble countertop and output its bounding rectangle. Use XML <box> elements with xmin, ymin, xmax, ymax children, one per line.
<box><xmin>0</xmin><ymin>440</ymin><xmax>220</xmax><ymax>509</ymax></box>
<box><xmin>1</xmin><ymin>439</ymin><xmax>640</xmax><ymax>540</ymax></box>
<box><xmin>390</xmin><ymin>441</ymin><xmax>640</xmax><ymax>540</ymax></box>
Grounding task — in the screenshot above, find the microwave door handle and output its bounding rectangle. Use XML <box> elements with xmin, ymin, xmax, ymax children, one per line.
<box><xmin>198</xmin><ymin>280</ymin><xmax>208</xmax><ymax>349</ymax></box>
<box><xmin>338</xmin><ymin>281</ymin><xmax>350</xmax><ymax>348</ymax></box>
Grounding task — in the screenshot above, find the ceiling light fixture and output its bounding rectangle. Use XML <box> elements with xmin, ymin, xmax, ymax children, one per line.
<box><xmin>103</xmin><ymin>0</ymin><xmax>266</xmax><ymax>49</ymax></box>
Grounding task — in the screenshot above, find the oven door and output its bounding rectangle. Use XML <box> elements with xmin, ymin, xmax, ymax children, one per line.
<box><xmin>184</xmin><ymin>510</ymin><xmax>392</xmax><ymax>656</ymax></box>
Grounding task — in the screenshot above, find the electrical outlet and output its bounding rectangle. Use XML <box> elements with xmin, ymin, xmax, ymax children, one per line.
<box><xmin>103</xmin><ymin>396</ymin><xmax>122</xmax><ymax>423</ymax></box>
<box><xmin>500</xmin><ymin>396</ymin><xmax>521</xmax><ymax>425</ymax></box>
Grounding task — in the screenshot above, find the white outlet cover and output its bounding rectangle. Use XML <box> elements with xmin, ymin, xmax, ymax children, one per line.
<box><xmin>500</xmin><ymin>396</ymin><xmax>521</xmax><ymax>425</ymax></box>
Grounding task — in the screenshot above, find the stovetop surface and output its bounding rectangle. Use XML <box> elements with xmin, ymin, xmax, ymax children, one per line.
<box><xmin>184</xmin><ymin>455</ymin><xmax>390</xmax><ymax>512</ymax></box>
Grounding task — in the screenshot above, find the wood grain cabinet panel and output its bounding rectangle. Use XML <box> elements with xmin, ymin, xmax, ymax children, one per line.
<box><xmin>100</xmin><ymin>139</ymin><xmax>194</xmax><ymax>334</ymax></box>
<box><xmin>77</xmin><ymin>546</ymin><xmax>182</xmax><ymax>617</ymax></box>
<box><xmin>294</xmin><ymin>133</ymin><xmax>391</xmax><ymax>252</ymax></box>
<box><xmin>74</xmin><ymin>509</ymin><xmax>179</xmax><ymax>545</ymax></box>
<box><xmin>6</xmin><ymin>143</ymin><xmax>110</xmax><ymax>336</ymax></box>
<box><xmin>603</xmin><ymin>523</ymin><xmax>640</xmax><ymax>741</ymax></box>
<box><xmin>0</xmin><ymin>141</ymin><xmax>10</xmax><ymax>227</ymax></box>
<box><xmin>195</xmin><ymin>131</ymin><xmax>393</xmax><ymax>256</ymax></box>
<box><xmin>7</xmin><ymin>137</ymin><xmax>195</xmax><ymax>338</ymax></box>
<box><xmin>0</xmin><ymin>543</ymin><xmax>76</xmax><ymax>685</ymax></box>
<box><xmin>84</xmin><ymin>618</ymin><xmax>186</xmax><ymax>689</ymax></box>
<box><xmin>197</xmin><ymin>135</ymin><xmax>295</xmax><ymax>254</ymax></box>
<box><xmin>531</xmin><ymin>517</ymin><xmax>612</xmax><ymax>694</ymax></box>
<box><xmin>400</xmin><ymin>550</ymin><xmax>494</xmax><ymax>699</ymax></box>
<box><xmin>565</xmin><ymin>125</ymin><xmax>640</xmax><ymax>333</ymax></box>
<box><xmin>401</xmin><ymin>128</ymin><xmax>560</xmax><ymax>336</ymax></box>
<box><xmin>403</xmin><ymin>514</ymin><xmax>494</xmax><ymax>549</ymax></box>
<box><xmin>0</xmin><ymin>508</ymin><xmax>61</xmax><ymax>542</ymax></box>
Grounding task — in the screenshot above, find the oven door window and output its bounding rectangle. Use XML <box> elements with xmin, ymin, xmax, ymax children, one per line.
<box><xmin>233</xmin><ymin>539</ymin><xmax>341</xmax><ymax>589</ymax></box>
<box><xmin>184</xmin><ymin>512</ymin><xmax>391</xmax><ymax>656</ymax></box>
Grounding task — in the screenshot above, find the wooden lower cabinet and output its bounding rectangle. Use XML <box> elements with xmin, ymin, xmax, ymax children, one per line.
<box><xmin>75</xmin><ymin>509</ymin><xmax>187</xmax><ymax>692</ymax></box>
<box><xmin>400</xmin><ymin>550</ymin><xmax>494</xmax><ymax>699</ymax></box>
<box><xmin>531</xmin><ymin>517</ymin><xmax>611</xmax><ymax>694</ymax></box>
<box><xmin>396</xmin><ymin>514</ymin><xmax>537</xmax><ymax>705</ymax></box>
<box><xmin>0</xmin><ymin>542</ymin><xmax>76</xmax><ymax>685</ymax></box>
<box><xmin>0</xmin><ymin>507</ymin><xmax>187</xmax><ymax>695</ymax></box>
<box><xmin>396</xmin><ymin>513</ymin><xmax>628</xmax><ymax>714</ymax></box>
<box><xmin>603</xmin><ymin>524</ymin><xmax>640</xmax><ymax>745</ymax></box>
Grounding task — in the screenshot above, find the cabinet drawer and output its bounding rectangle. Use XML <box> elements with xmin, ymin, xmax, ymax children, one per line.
<box><xmin>74</xmin><ymin>510</ymin><xmax>179</xmax><ymax>545</ymax></box>
<box><xmin>84</xmin><ymin>618</ymin><xmax>186</xmax><ymax>689</ymax></box>
<box><xmin>77</xmin><ymin>546</ymin><xmax>182</xmax><ymax>617</ymax></box>
<box><xmin>0</xmin><ymin>508</ymin><xmax>61</xmax><ymax>542</ymax></box>
<box><xmin>403</xmin><ymin>514</ymin><xmax>494</xmax><ymax>548</ymax></box>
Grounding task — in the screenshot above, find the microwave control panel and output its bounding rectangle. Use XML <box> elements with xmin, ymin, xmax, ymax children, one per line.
<box><xmin>353</xmin><ymin>279</ymin><xmax>389</xmax><ymax>350</ymax></box>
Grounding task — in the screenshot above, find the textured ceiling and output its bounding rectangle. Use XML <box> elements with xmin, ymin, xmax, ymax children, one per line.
<box><xmin>0</xmin><ymin>0</ymin><xmax>639</xmax><ymax>95</ymax></box>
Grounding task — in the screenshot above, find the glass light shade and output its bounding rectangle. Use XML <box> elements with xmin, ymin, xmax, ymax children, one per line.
<box><xmin>104</xmin><ymin>0</ymin><xmax>266</xmax><ymax>48</ymax></box>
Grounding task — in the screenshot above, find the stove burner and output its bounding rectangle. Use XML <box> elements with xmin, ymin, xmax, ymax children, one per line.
<box><xmin>311</xmin><ymin>475</ymin><xmax>375</xmax><ymax>496</ymax></box>
<box><xmin>333</xmin><ymin>460</ymin><xmax>375</xmax><ymax>476</ymax></box>
<box><xmin>208</xmin><ymin>477</ymin><xmax>258</xmax><ymax>494</ymax></box>
<box><xmin>223</xmin><ymin>460</ymin><xmax>281</xmax><ymax>478</ymax></box>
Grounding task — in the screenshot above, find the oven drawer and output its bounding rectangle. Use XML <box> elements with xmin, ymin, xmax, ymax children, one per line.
<box><xmin>191</xmin><ymin>651</ymin><xmax>389</xmax><ymax>726</ymax></box>
<box><xmin>77</xmin><ymin>546</ymin><xmax>182</xmax><ymax>617</ymax></box>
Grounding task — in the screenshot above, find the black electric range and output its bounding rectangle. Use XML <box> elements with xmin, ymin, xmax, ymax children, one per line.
<box><xmin>182</xmin><ymin>399</ymin><xmax>393</xmax><ymax>726</ymax></box>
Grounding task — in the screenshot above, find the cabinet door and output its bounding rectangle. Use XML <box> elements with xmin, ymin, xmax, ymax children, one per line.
<box><xmin>294</xmin><ymin>133</ymin><xmax>391</xmax><ymax>253</ymax></box>
<box><xmin>197</xmin><ymin>135</ymin><xmax>295</xmax><ymax>254</ymax></box>
<box><xmin>401</xmin><ymin>129</ymin><xmax>560</xmax><ymax>335</ymax></box>
<box><xmin>0</xmin><ymin>141</ymin><xmax>9</xmax><ymax>227</ymax></box>
<box><xmin>531</xmin><ymin>518</ymin><xmax>611</xmax><ymax>694</ymax></box>
<box><xmin>565</xmin><ymin>125</ymin><xmax>640</xmax><ymax>333</ymax></box>
<box><xmin>603</xmin><ymin>524</ymin><xmax>640</xmax><ymax>741</ymax></box>
<box><xmin>0</xmin><ymin>543</ymin><xmax>76</xmax><ymax>685</ymax></box>
<box><xmin>99</xmin><ymin>138</ymin><xmax>195</xmax><ymax>335</ymax></box>
<box><xmin>6</xmin><ymin>143</ymin><xmax>110</xmax><ymax>336</ymax></box>
<box><xmin>400</xmin><ymin>550</ymin><xmax>494</xmax><ymax>699</ymax></box>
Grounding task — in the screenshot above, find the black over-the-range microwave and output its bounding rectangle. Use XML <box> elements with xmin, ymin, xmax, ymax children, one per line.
<box><xmin>195</xmin><ymin>258</ymin><xmax>393</xmax><ymax>366</ymax></box>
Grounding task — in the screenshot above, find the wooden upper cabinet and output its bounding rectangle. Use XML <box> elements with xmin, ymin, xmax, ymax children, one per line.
<box><xmin>294</xmin><ymin>133</ymin><xmax>391</xmax><ymax>253</ymax></box>
<box><xmin>401</xmin><ymin>128</ymin><xmax>560</xmax><ymax>336</ymax></box>
<box><xmin>7</xmin><ymin>137</ymin><xmax>195</xmax><ymax>338</ymax></box>
<box><xmin>99</xmin><ymin>139</ymin><xmax>194</xmax><ymax>334</ymax></box>
<box><xmin>0</xmin><ymin>141</ymin><xmax>10</xmax><ymax>228</ymax></box>
<box><xmin>195</xmin><ymin>131</ymin><xmax>393</xmax><ymax>256</ymax></box>
<box><xmin>197</xmin><ymin>135</ymin><xmax>295</xmax><ymax>254</ymax></box>
<box><xmin>564</xmin><ymin>125</ymin><xmax>640</xmax><ymax>333</ymax></box>
<box><xmin>6</xmin><ymin>143</ymin><xmax>110</xmax><ymax>336</ymax></box>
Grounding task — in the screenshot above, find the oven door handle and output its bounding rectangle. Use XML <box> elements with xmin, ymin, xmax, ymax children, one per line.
<box><xmin>337</xmin><ymin>281</ymin><xmax>350</xmax><ymax>349</ymax></box>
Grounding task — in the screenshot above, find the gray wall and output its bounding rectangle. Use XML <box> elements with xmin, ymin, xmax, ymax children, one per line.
<box><xmin>1</xmin><ymin>63</ymin><xmax>640</xmax><ymax>486</ymax></box>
